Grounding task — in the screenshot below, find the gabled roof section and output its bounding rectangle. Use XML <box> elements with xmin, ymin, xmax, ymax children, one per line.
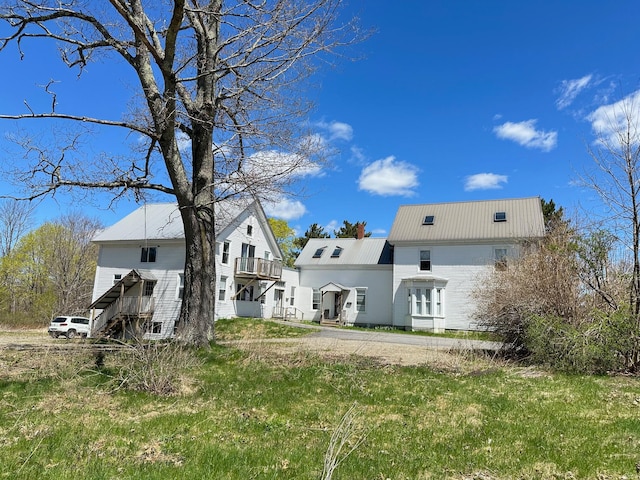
<box><xmin>92</xmin><ymin>197</ymin><xmax>259</xmax><ymax>243</ymax></box>
<box><xmin>387</xmin><ymin>197</ymin><xmax>545</xmax><ymax>244</ymax></box>
<box><xmin>295</xmin><ymin>238</ymin><xmax>393</xmax><ymax>266</ymax></box>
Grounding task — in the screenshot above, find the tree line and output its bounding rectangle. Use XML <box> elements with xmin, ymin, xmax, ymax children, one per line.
<box><xmin>0</xmin><ymin>201</ymin><xmax>100</xmax><ymax>327</ymax></box>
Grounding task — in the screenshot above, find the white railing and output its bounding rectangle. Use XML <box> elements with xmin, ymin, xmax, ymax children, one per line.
<box><xmin>272</xmin><ymin>306</ymin><xmax>303</xmax><ymax>321</ymax></box>
<box><xmin>235</xmin><ymin>257</ymin><xmax>283</xmax><ymax>279</ymax></box>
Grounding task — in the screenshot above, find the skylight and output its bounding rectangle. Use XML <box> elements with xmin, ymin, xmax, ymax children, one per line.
<box><xmin>312</xmin><ymin>247</ymin><xmax>325</xmax><ymax>258</ymax></box>
<box><xmin>494</xmin><ymin>211</ymin><xmax>507</xmax><ymax>222</ymax></box>
<box><xmin>331</xmin><ymin>246</ymin><xmax>343</xmax><ymax>258</ymax></box>
<box><xmin>422</xmin><ymin>215</ymin><xmax>435</xmax><ymax>225</ymax></box>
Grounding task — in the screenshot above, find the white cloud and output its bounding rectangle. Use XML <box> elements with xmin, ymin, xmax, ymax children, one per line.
<box><xmin>350</xmin><ymin>145</ymin><xmax>367</xmax><ymax>164</ymax></box>
<box><xmin>328</xmin><ymin>121</ymin><xmax>353</xmax><ymax>141</ymax></box>
<box><xmin>245</xmin><ymin>150</ymin><xmax>323</xmax><ymax>178</ymax></box>
<box><xmin>587</xmin><ymin>89</ymin><xmax>640</xmax><ymax>147</ymax></box>
<box><xmin>464</xmin><ymin>173</ymin><xmax>508</xmax><ymax>191</ymax></box>
<box><xmin>556</xmin><ymin>74</ymin><xmax>593</xmax><ymax>110</ymax></box>
<box><xmin>315</xmin><ymin>120</ymin><xmax>354</xmax><ymax>141</ymax></box>
<box><xmin>358</xmin><ymin>156</ymin><xmax>419</xmax><ymax>196</ymax></box>
<box><xmin>263</xmin><ymin>198</ymin><xmax>307</xmax><ymax>221</ymax></box>
<box><xmin>493</xmin><ymin>119</ymin><xmax>558</xmax><ymax>152</ymax></box>
<box><xmin>324</xmin><ymin>220</ymin><xmax>339</xmax><ymax>233</ymax></box>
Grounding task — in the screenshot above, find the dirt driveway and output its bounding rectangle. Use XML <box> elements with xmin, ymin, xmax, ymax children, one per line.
<box><xmin>0</xmin><ymin>325</ymin><xmax>502</xmax><ymax>368</ymax></box>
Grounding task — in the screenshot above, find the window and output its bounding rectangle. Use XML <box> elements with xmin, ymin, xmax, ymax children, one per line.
<box><xmin>143</xmin><ymin>281</ymin><xmax>156</xmax><ymax>297</ymax></box>
<box><xmin>113</xmin><ymin>273</ymin><xmax>122</xmax><ymax>285</ymax></box>
<box><xmin>313</xmin><ymin>247</ymin><xmax>325</xmax><ymax>258</ymax></box>
<box><xmin>247</xmin><ymin>224</ymin><xmax>253</xmax><ymax>236</ymax></box>
<box><xmin>145</xmin><ymin>321</ymin><xmax>162</xmax><ymax>334</ymax></box>
<box><xmin>356</xmin><ymin>288</ymin><xmax>366</xmax><ymax>312</ymax></box>
<box><xmin>494</xmin><ymin>211</ymin><xmax>507</xmax><ymax>222</ymax></box>
<box><xmin>236</xmin><ymin>283</ymin><xmax>254</xmax><ymax>301</ymax></box>
<box><xmin>424</xmin><ymin>288</ymin><xmax>432</xmax><ymax>315</ymax></box>
<box><xmin>331</xmin><ymin>246</ymin><xmax>343</xmax><ymax>258</ymax></box>
<box><xmin>494</xmin><ymin>248</ymin><xmax>508</xmax><ymax>271</ymax></box>
<box><xmin>222</xmin><ymin>241</ymin><xmax>230</xmax><ymax>264</ymax></box>
<box><xmin>312</xmin><ymin>288</ymin><xmax>321</xmax><ymax>310</ymax></box>
<box><xmin>290</xmin><ymin>286</ymin><xmax>296</xmax><ymax>306</ymax></box>
<box><xmin>177</xmin><ymin>273</ymin><xmax>184</xmax><ymax>300</ymax></box>
<box><xmin>218</xmin><ymin>276</ymin><xmax>227</xmax><ymax>301</ymax></box>
<box><xmin>408</xmin><ymin>286</ymin><xmax>443</xmax><ymax>317</ymax></box>
<box><xmin>423</xmin><ymin>215</ymin><xmax>435</xmax><ymax>225</ymax></box>
<box><xmin>264</xmin><ymin>251</ymin><xmax>270</xmax><ymax>260</ymax></box>
<box><xmin>141</xmin><ymin>246</ymin><xmax>157</xmax><ymax>263</ymax></box>
<box><xmin>420</xmin><ymin>250</ymin><xmax>431</xmax><ymax>271</ymax></box>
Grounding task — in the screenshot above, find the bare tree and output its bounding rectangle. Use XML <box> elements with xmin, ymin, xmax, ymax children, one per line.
<box><xmin>0</xmin><ymin>200</ymin><xmax>33</xmax><ymax>257</ymax></box>
<box><xmin>0</xmin><ymin>1</ymin><xmax>361</xmax><ymax>346</ymax></box>
<box><xmin>581</xmin><ymin>94</ymin><xmax>640</xmax><ymax>333</ymax></box>
<box><xmin>48</xmin><ymin>213</ymin><xmax>102</xmax><ymax>315</ymax></box>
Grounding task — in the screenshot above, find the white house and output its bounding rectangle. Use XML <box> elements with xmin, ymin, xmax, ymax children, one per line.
<box><xmin>89</xmin><ymin>199</ymin><xmax>296</xmax><ymax>339</ymax></box>
<box><xmin>386</xmin><ymin>197</ymin><xmax>545</xmax><ymax>331</ymax></box>
<box><xmin>89</xmin><ymin>196</ymin><xmax>545</xmax><ymax>337</ymax></box>
<box><xmin>293</xmin><ymin>224</ymin><xmax>394</xmax><ymax>326</ymax></box>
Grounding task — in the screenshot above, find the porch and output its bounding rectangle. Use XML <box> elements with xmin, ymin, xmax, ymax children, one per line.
<box><xmin>234</xmin><ymin>257</ymin><xmax>283</xmax><ymax>280</ymax></box>
<box><xmin>89</xmin><ymin>269</ymin><xmax>157</xmax><ymax>338</ymax></box>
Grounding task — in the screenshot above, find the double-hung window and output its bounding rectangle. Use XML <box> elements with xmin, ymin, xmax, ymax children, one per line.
<box><xmin>419</xmin><ymin>250</ymin><xmax>431</xmax><ymax>271</ymax></box>
<box><xmin>222</xmin><ymin>241</ymin><xmax>230</xmax><ymax>264</ymax></box>
<box><xmin>218</xmin><ymin>276</ymin><xmax>227</xmax><ymax>301</ymax></box>
<box><xmin>312</xmin><ymin>289</ymin><xmax>321</xmax><ymax>310</ymax></box>
<box><xmin>356</xmin><ymin>288</ymin><xmax>367</xmax><ymax>312</ymax></box>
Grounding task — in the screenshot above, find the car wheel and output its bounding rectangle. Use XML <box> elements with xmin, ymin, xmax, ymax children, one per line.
<box><xmin>66</xmin><ymin>329</ymin><xmax>76</xmax><ymax>339</ymax></box>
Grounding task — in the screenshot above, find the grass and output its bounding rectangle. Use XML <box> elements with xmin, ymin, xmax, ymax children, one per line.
<box><xmin>0</xmin><ymin>318</ymin><xmax>639</xmax><ymax>479</ymax></box>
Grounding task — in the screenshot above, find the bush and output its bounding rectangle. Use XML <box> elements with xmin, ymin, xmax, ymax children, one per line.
<box><xmin>108</xmin><ymin>341</ymin><xmax>202</xmax><ymax>395</ymax></box>
<box><xmin>524</xmin><ymin>310</ymin><xmax>640</xmax><ymax>374</ymax></box>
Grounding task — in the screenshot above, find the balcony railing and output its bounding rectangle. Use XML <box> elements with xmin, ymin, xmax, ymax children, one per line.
<box><xmin>91</xmin><ymin>295</ymin><xmax>155</xmax><ymax>337</ymax></box>
<box><xmin>234</xmin><ymin>257</ymin><xmax>283</xmax><ymax>280</ymax></box>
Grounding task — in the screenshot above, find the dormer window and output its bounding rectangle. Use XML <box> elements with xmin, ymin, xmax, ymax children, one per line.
<box><xmin>422</xmin><ymin>215</ymin><xmax>435</xmax><ymax>225</ymax></box>
<box><xmin>331</xmin><ymin>246</ymin><xmax>343</xmax><ymax>258</ymax></box>
<box><xmin>312</xmin><ymin>247</ymin><xmax>325</xmax><ymax>258</ymax></box>
<box><xmin>494</xmin><ymin>211</ymin><xmax>507</xmax><ymax>222</ymax></box>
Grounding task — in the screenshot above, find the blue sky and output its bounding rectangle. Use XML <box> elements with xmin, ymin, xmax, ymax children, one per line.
<box><xmin>2</xmin><ymin>1</ymin><xmax>640</xmax><ymax>237</ymax></box>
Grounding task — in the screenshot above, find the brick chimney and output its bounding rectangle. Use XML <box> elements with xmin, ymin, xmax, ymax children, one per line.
<box><xmin>356</xmin><ymin>222</ymin><xmax>365</xmax><ymax>240</ymax></box>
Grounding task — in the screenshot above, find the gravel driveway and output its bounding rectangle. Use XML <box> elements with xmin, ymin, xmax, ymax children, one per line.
<box><xmin>0</xmin><ymin>323</ymin><xmax>503</xmax><ymax>368</ymax></box>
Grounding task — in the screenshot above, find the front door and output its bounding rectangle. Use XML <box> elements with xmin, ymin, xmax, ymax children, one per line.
<box><xmin>240</xmin><ymin>243</ymin><xmax>256</xmax><ymax>271</ymax></box>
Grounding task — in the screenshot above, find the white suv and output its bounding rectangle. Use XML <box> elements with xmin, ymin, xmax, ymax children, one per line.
<box><xmin>48</xmin><ymin>316</ymin><xmax>91</xmax><ymax>339</ymax></box>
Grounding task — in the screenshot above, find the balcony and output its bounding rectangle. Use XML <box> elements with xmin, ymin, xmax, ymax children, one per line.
<box><xmin>234</xmin><ymin>257</ymin><xmax>282</xmax><ymax>280</ymax></box>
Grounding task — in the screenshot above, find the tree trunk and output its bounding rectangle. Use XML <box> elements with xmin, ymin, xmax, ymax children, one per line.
<box><xmin>175</xmin><ymin>204</ymin><xmax>216</xmax><ymax>347</ymax></box>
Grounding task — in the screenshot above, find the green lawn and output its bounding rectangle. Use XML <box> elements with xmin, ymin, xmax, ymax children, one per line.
<box><xmin>0</xmin><ymin>319</ymin><xmax>638</xmax><ymax>479</ymax></box>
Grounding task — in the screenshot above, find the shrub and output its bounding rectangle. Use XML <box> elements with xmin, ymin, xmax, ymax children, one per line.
<box><xmin>109</xmin><ymin>341</ymin><xmax>202</xmax><ymax>395</ymax></box>
<box><xmin>525</xmin><ymin>310</ymin><xmax>640</xmax><ymax>374</ymax></box>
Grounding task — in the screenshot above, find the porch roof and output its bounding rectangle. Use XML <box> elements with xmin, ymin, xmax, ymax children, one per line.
<box><xmin>89</xmin><ymin>269</ymin><xmax>157</xmax><ymax>309</ymax></box>
<box><xmin>320</xmin><ymin>282</ymin><xmax>352</xmax><ymax>293</ymax></box>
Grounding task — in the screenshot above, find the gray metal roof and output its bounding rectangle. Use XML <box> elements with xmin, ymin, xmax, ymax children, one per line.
<box><xmin>295</xmin><ymin>238</ymin><xmax>393</xmax><ymax>266</ymax></box>
<box><xmin>93</xmin><ymin>198</ymin><xmax>254</xmax><ymax>242</ymax></box>
<box><xmin>387</xmin><ymin>197</ymin><xmax>545</xmax><ymax>244</ymax></box>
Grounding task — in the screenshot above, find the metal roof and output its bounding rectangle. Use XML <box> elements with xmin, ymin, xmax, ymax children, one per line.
<box><xmin>93</xmin><ymin>198</ymin><xmax>255</xmax><ymax>243</ymax></box>
<box><xmin>89</xmin><ymin>269</ymin><xmax>156</xmax><ymax>309</ymax></box>
<box><xmin>295</xmin><ymin>238</ymin><xmax>393</xmax><ymax>266</ymax></box>
<box><xmin>387</xmin><ymin>197</ymin><xmax>545</xmax><ymax>244</ymax></box>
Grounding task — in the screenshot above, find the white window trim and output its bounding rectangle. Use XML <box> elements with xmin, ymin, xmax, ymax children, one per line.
<box><xmin>355</xmin><ymin>287</ymin><xmax>367</xmax><ymax>313</ymax></box>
